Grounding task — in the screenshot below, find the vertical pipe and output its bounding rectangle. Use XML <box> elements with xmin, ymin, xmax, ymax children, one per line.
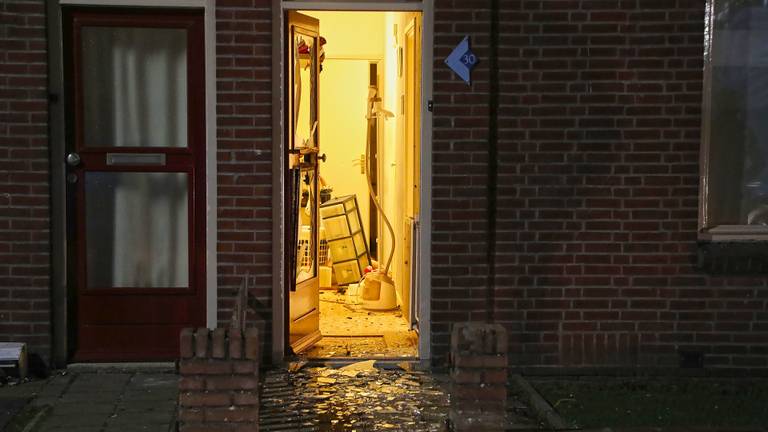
<box><xmin>47</xmin><ymin>0</ymin><xmax>68</xmax><ymax>367</ymax></box>
<box><xmin>486</xmin><ymin>0</ymin><xmax>499</xmax><ymax>324</ymax></box>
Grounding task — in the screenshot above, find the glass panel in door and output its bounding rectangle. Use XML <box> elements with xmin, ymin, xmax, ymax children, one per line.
<box><xmin>292</xmin><ymin>30</ymin><xmax>319</xmax><ymax>285</ymax></box>
<box><xmin>85</xmin><ymin>172</ymin><xmax>189</xmax><ymax>288</ymax></box>
<box><xmin>81</xmin><ymin>26</ymin><xmax>188</xmax><ymax>148</ymax></box>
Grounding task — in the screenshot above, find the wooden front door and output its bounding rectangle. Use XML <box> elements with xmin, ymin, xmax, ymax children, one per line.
<box><xmin>286</xmin><ymin>11</ymin><xmax>322</xmax><ymax>354</ymax></box>
<box><xmin>64</xmin><ymin>8</ymin><xmax>206</xmax><ymax>361</ymax></box>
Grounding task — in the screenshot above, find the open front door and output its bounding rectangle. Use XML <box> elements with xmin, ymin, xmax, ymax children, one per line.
<box><xmin>286</xmin><ymin>11</ymin><xmax>322</xmax><ymax>353</ymax></box>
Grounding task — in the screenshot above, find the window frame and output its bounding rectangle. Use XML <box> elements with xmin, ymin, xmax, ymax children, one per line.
<box><xmin>699</xmin><ymin>0</ymin><xmax>768</xmax><ymax>241</ymax></box>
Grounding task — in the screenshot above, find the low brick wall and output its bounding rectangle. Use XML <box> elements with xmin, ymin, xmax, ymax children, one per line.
<box><xmin>178</xmin><ymin>327</ymin><xmax>260</xmax><ymax>431</ymax></box>
<box><xmin>449</xmin><ymin>322</ymin><xmax>509</xmax><ymax>431</ymax></box>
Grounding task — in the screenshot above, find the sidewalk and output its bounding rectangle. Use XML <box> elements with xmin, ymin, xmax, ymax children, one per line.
<box><xmin>259</xmin><ymin>362</ymin><xmax>542</xmax><ymax>431</ymax></box>
<box><xmin>4</xmin><ymin>368</ymin><xmax>178</xmax><ymax>432</ymax></box>
<box><xmin>3</xmin><ymin>364</ymin><xmax>542</xmax><ymax>432</ymax></box>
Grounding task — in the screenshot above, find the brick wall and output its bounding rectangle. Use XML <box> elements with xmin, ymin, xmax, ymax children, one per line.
<box><xmin>178</xmin><ymin>327</ymin><xmax>260</xmax><ymax>430</ymax></box>
<box><xmin>3</xmin><ymin>0</ymin><xmax>766</xmax><ymax>373</ymax></box>
<box><xmin>433</xmin><ymin>0</ymin><xmax>768</xmax><ymax>372</ymax></box>
<box><xmin>431</xmin><ymin>0</ymin><xmax>495</xmax><ymax>357</ymax></box>
<box><xmin>0</xmin><ymin>0</ymin><xmax>51</xmax><ymax>359</ymax></box>
<box><xmin>215</xmin><ymin>0</ymin><xmax>273</xmax><ymax>358</ymax></box>
<box><xmin>449</xmin><ymin>323</ymin><xmax>508</xmax><ymax>431</ymax></box>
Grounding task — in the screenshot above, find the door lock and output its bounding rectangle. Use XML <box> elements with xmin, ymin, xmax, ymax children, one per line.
<box><xmin>66</xmin><ymin>153</ymin><xmax>81</xmax><ymax>167</ymax></box>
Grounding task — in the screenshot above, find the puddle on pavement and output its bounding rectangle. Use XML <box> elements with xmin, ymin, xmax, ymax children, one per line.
<box><xmin>259</xmin><ymin>361</ymin><xmax>450</xmax><ymax>431</ymax></box>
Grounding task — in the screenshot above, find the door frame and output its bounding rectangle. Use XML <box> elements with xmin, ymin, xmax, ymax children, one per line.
<box><xmin>47</xmin><ymin>0</ymin><xmax>218</xmax><ymax>366</ymax></box>
<box><xmin>271</xmin><ymin>0</ymin><xmax>434</xmax><ymax>363</ymax></box>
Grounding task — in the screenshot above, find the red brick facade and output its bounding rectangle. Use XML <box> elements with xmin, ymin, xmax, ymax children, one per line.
<box><xmin>3</xmin><ymin>0</ymin><xmax>768</xmax><ymax>372</ymax></box>
<box><xmin>0</xmin><ymin>0</ymin><xmax>51</xmax><ymax>359</ymax></box>
<box><xmin>431</xmin><ymin>0</ymin><xmax>768</xmax><ymax>372</ymax></box>
<box><xmin>214</xmin><ymin>0</ymin><xmax>274</xmax><ymax>357</ymax></box>
<box><xmin>178</xmin><ymin>327</ymin><xmax>260</xmax><ymax>431</ymax></box>
<box><xmin>449</xmin><ymin>323</ymin><xmax>508</xmax><ymax>431</ymax></box>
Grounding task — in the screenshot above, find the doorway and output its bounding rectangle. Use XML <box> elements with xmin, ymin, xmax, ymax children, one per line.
<box><xmin>283</xmin><ymin>10</ymin><xmax>424</xmax><ymax>359</ymax></box>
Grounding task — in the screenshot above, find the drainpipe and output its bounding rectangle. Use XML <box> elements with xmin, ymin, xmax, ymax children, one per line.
<box><xmin>486</xmin><ymin>0</ymin><xmax>500</xmax><ymax>324</ymax></box>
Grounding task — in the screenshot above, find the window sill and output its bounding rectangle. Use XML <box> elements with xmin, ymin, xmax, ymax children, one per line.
<box><xmin>698</xmin><ymin>225</ymin><xmax>768</xmax><ymax>242</ymax></box>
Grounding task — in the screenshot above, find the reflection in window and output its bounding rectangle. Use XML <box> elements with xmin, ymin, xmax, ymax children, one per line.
<box><xmin>706</xmin><ymin>1</ymin><xmax>768</xmax><ymax>226</ymax></box>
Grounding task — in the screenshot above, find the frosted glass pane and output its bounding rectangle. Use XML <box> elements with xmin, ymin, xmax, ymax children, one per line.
<box><xmin>86</xmin><ymin>172</ymin><xmax>189</xmax><ymax>288</ymax></box>
<box><xmin>708</xmin><ymin>3</ymin><xmax>768</xmax><ymax>225</ymax></box>
<box><xmin>82</xmin><ymin>27</ymin><xmax>187</xmax><ymax>148</ymax></box>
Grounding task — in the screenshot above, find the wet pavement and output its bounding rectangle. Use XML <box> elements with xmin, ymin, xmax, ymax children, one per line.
<box><xmin>259</xmin><ymin>360</ymin><xmax>542</xmax><ymax>431</ymax></box>
<box><xmin>259</xmin><ymin>361</ymin><xmax>450</xmax><ymax>431</ymax></box>
<box><xmin>6</xmin><ymin>369</ymin><xmax>178</xmax><ymax>432</ymax></box>
<box><xmin>2</xmin><ymin>363</ymin><xmax>541</xmax><ymax>431</ymax></box>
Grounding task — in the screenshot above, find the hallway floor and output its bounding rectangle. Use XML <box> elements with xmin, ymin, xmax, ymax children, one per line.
<box><xmin>304</xmin><ymin>290</ymin><xmax>417</xmax><ymax>358</ymax></box>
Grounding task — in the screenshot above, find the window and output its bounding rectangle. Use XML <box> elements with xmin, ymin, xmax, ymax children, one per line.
<box><xmin>701</xmin><ymin>0</ymin><xmax>768</xmax><ymax>239</ymax></box>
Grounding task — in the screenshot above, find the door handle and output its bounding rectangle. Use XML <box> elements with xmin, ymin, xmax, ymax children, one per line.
<box><xmin>318</xmin><ymin>153</ymin><xmax>327</xmax><ymax>163</ymax></box>
<box><xmin>66</xmin><ymin>153</ymin><xmax>81</xmax><ymax>167</ymax></box>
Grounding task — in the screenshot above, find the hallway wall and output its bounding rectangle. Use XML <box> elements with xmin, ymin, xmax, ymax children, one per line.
<box><xmin>382</xmin><ymin>12</ymin><xmax>419</xmax><ymax>306</ymax></box>
<box><xmin>303</xmin><ymin>11</ymin><xmax>386</xmax><ymax>255</ymax></box>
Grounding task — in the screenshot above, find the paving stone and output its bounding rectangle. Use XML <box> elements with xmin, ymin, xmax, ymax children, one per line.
<box><xmin>29</xmin><ymin>370</ymin><xmax>178</xmax><ymax>432</ymax></box>
<box><xmin>0</xmin><ymin>396</ymin><xmax>28</xmax><ymax>431</ymax></box>
<box><xmin>104</xmin><ymin>425</ymin><xmax>171</xmax><ymax>432</ymax></box>
<box><xmin>117</xmin><ymin>400</ymin><xmax>177</xmax><ymax>413</ymax></box>
<box><xmin>43</xmin><ymin>413</ymin><xmax>109</xmax><ymax>427</ymax></box>
<box><xmin>38</xmin><ymin>425</ymin><xmax>103</xmax><ymax>432</ymax></box>
<box><xmin>107</xmin><ymin>411</ymin><xmax>176</xmax><ymax>425</ymax></box>
<box><xmin>51</xmin><ymin>403</ymin><xmax>115</xmax><ymax>415</ymax></box>
<box><xmin>31</xmin><ymin>397</ymin><xmax>61</xmax><ymax>407</ymax></box>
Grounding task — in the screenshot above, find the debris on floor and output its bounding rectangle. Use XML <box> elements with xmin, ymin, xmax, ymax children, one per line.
<box><xmin>311</xmin><ymin>291</ymin><xmax>418</xmax><ymax>358</ymax></box>
<box><xmin>288</xmin><ymin>360</ymin><xmax>308</xmax><ymax>372</ymax></box>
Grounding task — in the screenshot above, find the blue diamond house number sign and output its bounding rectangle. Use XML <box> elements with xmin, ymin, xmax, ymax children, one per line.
<box><xmin>445</xmin><ymin>36</ymin><xmax>477</xmax><ymax>84</ymax></box>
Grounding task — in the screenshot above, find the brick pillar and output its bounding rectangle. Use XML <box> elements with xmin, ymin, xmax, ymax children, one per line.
<box><xmin>178</xmin><ymin>327</ymin><xmax>260</xmax><ymax>431</ymax></box>
<box><xmin>449</xmin><ymin>323</ymin><xmax>508</xmax><ymax>431</ymax></box>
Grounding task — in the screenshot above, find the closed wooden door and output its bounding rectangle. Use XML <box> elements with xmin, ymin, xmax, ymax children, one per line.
<box><xmin>64</xmin><ymin>8</ymin><xmax>206</xmax><ymax>361</ymax></box>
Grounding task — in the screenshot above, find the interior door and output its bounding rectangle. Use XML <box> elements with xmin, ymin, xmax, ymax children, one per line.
<box><xmin>64</xmin><ymin>8</ymin><xmax>206</xmax><ymax>361</ymax></box>
<box><xmin>402</xmin><ymin>17</ymin><xmax>421</xmax><ymax>327</ymax></box>
<box><xmin>286</xmin><ymin>11</ymin><xmax>322</xmax><ymax>353</ymax></box>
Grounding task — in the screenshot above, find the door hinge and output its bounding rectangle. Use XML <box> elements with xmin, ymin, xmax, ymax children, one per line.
<box><xmin>427</xmin><ymin>99</ymin><xmax>433</xmax><ymax>112</ymax></box>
